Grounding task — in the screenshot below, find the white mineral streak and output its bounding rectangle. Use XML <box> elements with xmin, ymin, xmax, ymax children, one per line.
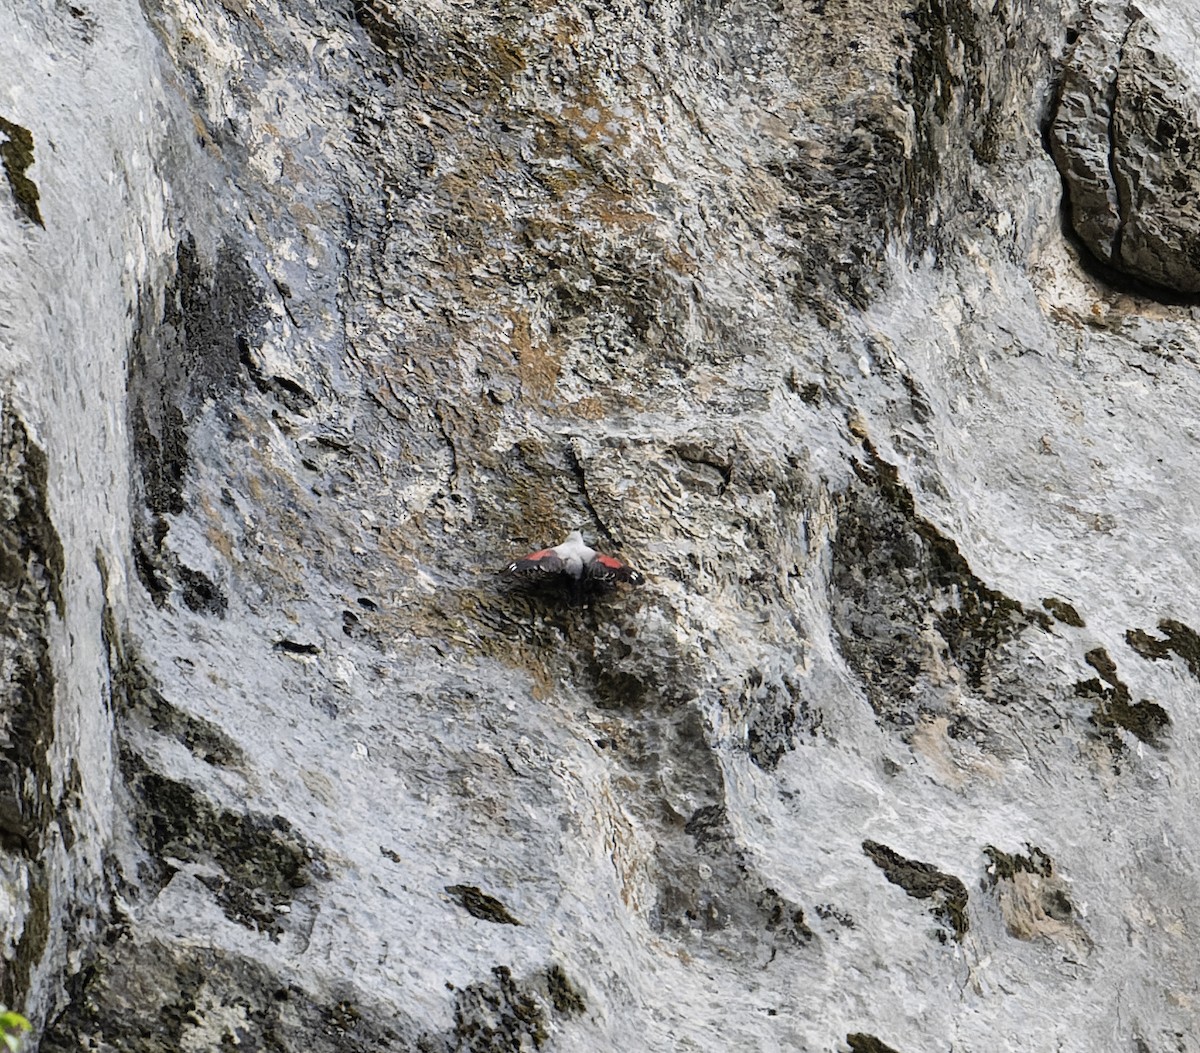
<box><xmin>1</xmin><ymin>0</ymin><xmax>175</xmax><ymax>1026</ymax></box>
<box><xmin>4</xmin><ymin>0</ymin><xmax>1200</xmax><ymax>1049</ymax></box>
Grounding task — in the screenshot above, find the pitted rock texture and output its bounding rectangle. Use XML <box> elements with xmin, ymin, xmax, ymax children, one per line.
<box><xmin>1051</xmin><ymin>4</ymin><xmax>1200</xmax><ymax>292</ymax></box>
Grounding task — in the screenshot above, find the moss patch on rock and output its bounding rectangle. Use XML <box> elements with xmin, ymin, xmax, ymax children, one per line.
<box><xmin>862</xmin><ymin>839</ymin><xmax>969</xmax><ymax>942</ymax></box>
<box><xmin>757</xmin><ymin>887</ymin><xmax>814</xmax><ymax>952</ymax></box>
<box><xmin>738</xmin><ymin>666</ymin><xmax>822</xmax><ymax>772</ymax></box>
<box><xmin>982</xmin><ymin>844</ymin><xmax>1080</xmax><ymax>943</ymax></box>
<box><xmin>127</xmin><ymin>235</ymin><xmax>267</xmax><ymax>611</ymax></box>
<box><xmin>112</xmin><ymin>654</ymin><xmax>245</xmax><ymax>770</ymax></box>
<box><xmin>0</xmin><ymin>409</ymin><xmax>67</xmax><ymax>1007</ymax></box>
<box><xmin>0</xmin><ymin>116</ymin><xmax>43</xmax><ymax>226</ymax></box>
<box><xmin>1</xmin><ymin>412</ymin><xmax>65</xmax><ymax>618</ymax></box>
<box><xmin>450</xmin><ymin>962</ymin><xmax>588</xmax><ymax>1051</ymax></box>
<box><xmin>451</xmin><ymin>965</ymin><xmax>549</xmax><ymax>1051</ymax></box>
<box><xmin>832</xmin><ymin>436</ymin><xmax>1045</xmax><ymax>730</ymax></box>
<box><xmin>847</xmin><ymin>1034</ymin><xmax>904</xmax><ymax>1053</ymax></box>
<box><xmin>120</xmin><ymin>747</ymin><xmax>321</xmax><ymax>936</ymax></box>
<box><xmin>1042</xmin><ymin>597</ymin><xmax>1085</xmax><ymax>627</ymax></box>
<box><xmin>444</xmin><ymin>885</ymin><xmax>521</xmax><ymax>926</ymax></box>
<box><xmin>982</xmin><ymin>844</ymin><xmax>1053</xmax><ymax>886</ymax></box>
<box><xmin>1074</xmin><ymin>647</ymin><xmax>1170</xmax><ymax>748</ymax></box>
<box><xmin>544</xmin><ymin>964</ymin><xmax>586</xmax><ymax>1017</ymax></box>
<box><xmin>42</xmin><ymin>939</ymin><xmax>434</xmax><ymax>1053</ymax></box>
<box><xmin>1126</xmin><ymin>619</ymin><xmax>1200</xmax><ymax>680</ymax></box>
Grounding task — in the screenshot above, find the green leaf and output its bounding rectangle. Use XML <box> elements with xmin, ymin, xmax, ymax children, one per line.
<box><xmin>0</xmin><ymin>1013</ymin><xmax>29</xmax><ymax>1033</ymax></box>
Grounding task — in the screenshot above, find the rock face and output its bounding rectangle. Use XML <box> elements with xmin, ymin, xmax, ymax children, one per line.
<box><xmin>5</xmin><ymin>0</ymin><xmax>1200</xmax><ymax>1050</ymax></box>
<box><xmin>1051</xmin><ymin>2</ymin><xmax>1200</xmax><ymax>292</ymax></box>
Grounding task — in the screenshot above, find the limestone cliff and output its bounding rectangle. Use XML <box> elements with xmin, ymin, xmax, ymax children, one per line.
<box><xmin>3</xmin><ymin>0</ymin><xmax>1200</xmax><ymax>1049</ymax></box>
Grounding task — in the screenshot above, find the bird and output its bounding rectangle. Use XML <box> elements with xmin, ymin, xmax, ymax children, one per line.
<box><xmin>506</xmin><ymin>530</ymin><xmax>644</xmax><ymax>589</ymax></box>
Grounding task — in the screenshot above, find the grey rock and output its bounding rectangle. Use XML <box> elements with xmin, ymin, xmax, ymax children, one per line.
<box><xmin>1051</xmin><ymin>4</ymin><xmax>1200</xmax><ymax>291</ymax></box>
<box><xmin>6</xmin><ymin>0</ymin><xmax>1200</xmax><ymax>1049</ymax></box>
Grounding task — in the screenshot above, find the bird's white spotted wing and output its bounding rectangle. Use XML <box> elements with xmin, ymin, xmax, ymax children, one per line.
<box><xmin>588</xmin><ymin>553</ymin><xmax>645</xmax><ymax>586</ymax></box>
<box><xmin>507</xmin><ymin>548</ymin><xmax>566</xmax><ymax>575</ymax></box>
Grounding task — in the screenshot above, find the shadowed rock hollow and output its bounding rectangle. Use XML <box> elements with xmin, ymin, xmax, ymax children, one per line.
<box><xmin>4</xmin><ymin>0</ymin><xmax>1200</xmax><ymax>1049</ymax></box>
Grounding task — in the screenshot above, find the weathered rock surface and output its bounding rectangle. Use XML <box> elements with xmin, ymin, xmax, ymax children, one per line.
<box><xmin>5</xmin><ymin>0</ymin><xmax>1200</xmax><ymax>1049</ymax></box>
<box><xmin>1051</xmin><ymin>1</ymin><xmax>1200</xmax><ymax>292</ymax></box>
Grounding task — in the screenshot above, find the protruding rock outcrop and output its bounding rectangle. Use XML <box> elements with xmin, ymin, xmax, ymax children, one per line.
<box><xmin>1051</xmin><ymin>7</ymin><xmax>1200</xmax><ymax>292</ymax></box>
